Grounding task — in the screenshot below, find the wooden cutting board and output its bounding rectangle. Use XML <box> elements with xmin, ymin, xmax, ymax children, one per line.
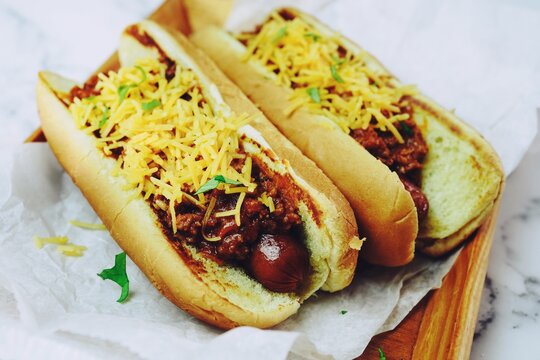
<box><xmin>27</xmin><ymin>1</ymin><xmax>503</xmax><ymax>358</ymax></box>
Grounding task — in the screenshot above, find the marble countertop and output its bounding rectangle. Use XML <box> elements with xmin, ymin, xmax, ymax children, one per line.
<box><xmin>1</xmin><ymin>0</ymin><xmax>539</xmax><ymax>358</ymax></box>
<box><xmin>472</xmin><ymin>131</ymin><xmax>540</xmax><ymax>358</ymax></box>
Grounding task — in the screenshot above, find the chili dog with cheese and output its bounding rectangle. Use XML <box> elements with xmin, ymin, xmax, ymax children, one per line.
<box><xmin>36</xmin><ymin>21</ymin><xmax>360</xmax><ymax>329</ymax></box>
<box><xmin>191</xmin><ymin>8</ymin><xmax>504</xmax><ymax>265</ymax></box>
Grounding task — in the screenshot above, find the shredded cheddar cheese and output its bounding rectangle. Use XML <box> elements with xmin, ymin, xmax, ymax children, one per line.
<box><xmin>69</xmin><ymin>58</ymin><xmax>257</xmax><ymax>233</ymax></box>
<box><xmin>258</xmin><ymin>192</ymin><xmax>275</xmax><ymax>213</ymax></box>
<box><xmin>202</xmin><ymin>197</ymin><xmax>220</xmax><ymax>241</ymax></box>
<box><xmin>33</xmin><ymin>236</ymin><xmax>87</xmax><ymax>257</ymax></box>
<box><xmin>238</xmin><ymin>12</ymin><xmax>417</xmax><ymax>143</ymax></box>
<box><xmin>57</xmin><ymin>244</ymin><xmax>87</xmax><ymax>257</ymax></box>
<box><xmin>70</xmin><ymin>220</ymin><xmax>107</xmax><ymax>230</ymax></box>
<box><xmin>234</xmin><ymin>192</ymin><xmax>247</xmax><ymax>226</ymax></box>
<box><xmin>33</xmin><ymin>236</ymin><xmax>68</xmax><ymax>249</ymax></box>
<box><xmin>348</xmin><ymin>237</ymin><xmax>364</xmax><ymax>250</ymax></box>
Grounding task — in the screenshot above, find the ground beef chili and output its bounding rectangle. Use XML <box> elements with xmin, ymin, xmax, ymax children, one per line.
<box><xmin>68</xmin><ymin>26</ymin><xmax>177</xmax><ymax>102</ymax></box>
<box><xmin>125</xmin><ymin>25</ymin><xmax>176</xmax><ymax>81</ymax></box>
<box><xmin>237</xmin><ymin>9</ymin><xmax>296</xmax><ymax>47</ymax></box>
<box><xmin>350</xmin><ymin>101</ymin><xmax>430</xmax><ymax>220</ymax></box>
<box><xmin>151</xmin><ymin>155</ymin><xmax>312</xmax><ymax>292</ymax></box>
<box><xmin>68</xmin><ymin>75</ymin><xmax>101</xmax><ymax>103</ymax></box>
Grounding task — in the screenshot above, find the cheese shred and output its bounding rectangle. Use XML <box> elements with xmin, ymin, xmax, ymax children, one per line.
<box><xmin>69</xmin><ymin>220</ymin><xmax>107</xmax><ymax>230</ymax></box>
<box><xmin>33</xmin><ymin>236</ymin><xmax>68</xmax><ymax>248</ymax></box>
<box><xmin>258</xmin><ymin>192</ymin><xmax>275</xmax><ymax>213</ymax></box>
<box><xmin>348</xmin><ymin>237</ymin><xmax>365</xmax><ymax>250</ymax></box>
<box><xmin>33</xmin><ymin>235</ymin><xmax>87</xmax><ymax>257</ymax></box>
<box><xmin>201</xmin><ymin>197</ymin><xmax>221</xmax><ymax>241</ymax></box>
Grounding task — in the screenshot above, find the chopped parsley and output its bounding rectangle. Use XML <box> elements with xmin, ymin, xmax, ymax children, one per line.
<box><xmin>194</xmin><ymin>175</ymin><xmax>243</xmax><ymax>195</ymax></box>
<box><xmin>340</xmin><ymin>310</ymin><xmax>348</xmax><ymax>315</ymax></box>
<box><xmin>98</xmin><ymin>252</ymin><xmax>130</xmax><ymax>303</ymax></box>
<box><xmin>134</xmin><ymin>65</ymin><xmax>147</xmax><ymax>83</ymax></box>
<box><xmin>378</xmin><ymin>347</ymin><xmax>386</xmax><ymax>360</ymax></box>
<box><xmin>306</xmin><ymin>87</ymin><xmax>321</xmax><ymax>103</ymax></box>
<box><xmin>117</xmin><ymin>66</ymin><xmax>147</xmax><ymax>104</ymax></box>
<box><xmin>304</xmin><ymin>32</ymin><xmax>321</xmax><ymax>42</ymax></box>
<box><xmin>142</xmin><ymin>99</ymin><xmax>161</xmax><ymax>112</ymax></box>
<box><xmin>98</xmin><ymin>107</ymin><xmax>110</xmax><ymax>128</ymax></box>
<box><xmin>399</xmin><ymin>121</ymin><xmax>414</xmax><ymax>137</ymax></box>
<box><xmin>117</xmin><ymin>84</ymin><xmax>136</xmax><ymax>104</ymax></box>
<box><xmin>273</xmin><ymin>27</ymin><xmax>288</xmax><ymax>43</ymax></box>
<box><xmin>331</xmin><ymin>54</ymin><xmax>346</xmax><ymax>65</ymax></box>
<box><xmin>330</xmin><ymin>65</ymin><xmax>345</xmax><ymax>83</ymax></box>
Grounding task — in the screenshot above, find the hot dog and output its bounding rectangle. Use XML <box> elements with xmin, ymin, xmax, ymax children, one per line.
<box><xmin>36</xmin><ymin>21</ymin><xmax>360</xmax><ymax>329</ymax></box>
<box><xmin>191</xmin><ymin>8</ymin><xmax>504</xmax><ymax>265</ymax></box>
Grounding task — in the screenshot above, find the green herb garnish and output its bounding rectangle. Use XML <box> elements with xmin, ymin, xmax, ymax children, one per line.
<box><xmin>340</xmin><ymin>310</ymin><xmax>348</xmax><ymax>315</ymax></box>
<box><xmin>306</xmin><ymin>87</ymin><xmax>321</xmax><ymax>103</ymax></box>
<box><xmin>98</xmin><ymin>252</ymin><xmax>129</xmax><ymax>303</ymax></box>
<box><xmin>194</xmin><ymin>175</ymin><xmax>243</xmax><ymax>195</ymax></box>
<box><xmin>117</xmin><ymin>66</ymin><xmax>148</xmax><ymax>104</ymax></box>
<box><xmin>330</xmin><ymin>65</ymin><xmax>345</xmax><ymax>83</ymax></box>
<box><xmin>331</xmin><ymin>54</ymin><xmax>346</xmax><ymax>65</ymax></box>
<box><xmin>134</xmin><ymin>65</ymin><xmax>147</xmax><ymax>84</ymax></box>
<box><xmin>273</xmin><ymin>27</ymin><xmax>288</xmax><ymax>43</ymax></box>
<box><xmin>142</xmin><ymin>99</ymin><xmax>161</xmax><ymax>112</ymax></box>
<box><xmin>117</xmin><ymin>84</ymin><xmax>136</xmax><ymax>104</ymax></box>
<box><xmin>304</xmin><ymin>32</ymin><xmax>321</xmax><ymax>42</ymax></box>
<box><xmin>378</xmin><ymin>347</ymin><xmax>386</xmax><ymax>360</ymax></box>
<box><xmin>98</xmin><ymin>107</ymin><xmax>110</xmax><ymax>128</ymax></box>
<box><xmin>399</xmin><ymin>121</ymin><xmax>414</xmax><ymax>137</ymax></box>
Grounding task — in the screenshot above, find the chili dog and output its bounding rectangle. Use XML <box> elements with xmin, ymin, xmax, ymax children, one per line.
<box><xmin>191</xmin><ymin>8</ymin><xmax>504</xmax><ymax>265</ymax></box>
<box><xmin>36</xmin><ymin>21</ymin><xmax>360</xmax><ymax>329</ymax></box>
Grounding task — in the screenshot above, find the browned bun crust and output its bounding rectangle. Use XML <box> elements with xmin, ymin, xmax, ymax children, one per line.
<box><xmin>190</xmin><ymin>7</ymin><xmax>504</xmax><ymax>262</ymax></box>
<box><xmin>191</xmin><ymin>27</ymin><xmax>417</xmax><ymax>267</ymax></box>
<box><xmin>36</xmin><ymin>21</ymin><xmax>360</xmax><ymax>329</ymax></box>
<box><xmin>408</xmin><ymin>96</ymin><xmax>504</xmax><ymax>256</ymax></box>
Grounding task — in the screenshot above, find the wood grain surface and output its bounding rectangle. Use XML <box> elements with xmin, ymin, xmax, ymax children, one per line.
<box><xmin>359</xmin><ymin>200</ymin><xmax>502</xmax><ymax>360</ymax></box>
<box><xmin>28</xmin><ymin>1</ymin><xmax>503</xmax><ymax>358</ymax></box>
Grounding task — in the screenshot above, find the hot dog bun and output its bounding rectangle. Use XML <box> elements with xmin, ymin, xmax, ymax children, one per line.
<box><xmin>36</xmin><ymin>21</ymin><xmax>359</xmax><ymax>329</ymax></box>
<box><xmin>190</xmin><ymin>8</ymin><xmax>504</xmax><ymax>263</ymax></box>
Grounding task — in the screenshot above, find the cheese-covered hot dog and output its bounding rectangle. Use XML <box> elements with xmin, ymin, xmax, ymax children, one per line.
<box><xmin>36</xmin><ymin>21</ymin><xmax>360</xmax><ymax>329</ymax></box>
<box><xmin>191</xmin><ymin>8</ymin><xmax>504</xmax><ymax>265</ymax></box>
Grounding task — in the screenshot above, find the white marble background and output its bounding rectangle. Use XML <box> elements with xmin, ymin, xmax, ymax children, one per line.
<box><xmin>0</xmin><ymin>0</ymin><xmax>539</xmax><ymax>358</ymax></box>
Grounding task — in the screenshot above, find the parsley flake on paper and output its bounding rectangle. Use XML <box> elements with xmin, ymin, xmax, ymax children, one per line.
<box><xmin>98</xmin><ymin>252</ymin><xmax>130</xmax><ymax>303</ymax></box>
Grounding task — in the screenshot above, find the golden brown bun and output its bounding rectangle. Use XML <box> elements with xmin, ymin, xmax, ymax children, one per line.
<box><xmin>36</xmin><ymin>21</ymin><xmax>359</xmax><ymax>329</ymax></box>
<box><xmin>408</xmin><ymin>96</ymin><xmax>504</xmax><ymax>256</ymax></box>
<box><xmin>190</xmin><ymin>8</ymin><xmax>504</xmax><ymax>261</ymax></box>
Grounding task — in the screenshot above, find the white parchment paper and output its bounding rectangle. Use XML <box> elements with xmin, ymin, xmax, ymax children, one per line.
<box><xmin>0</xmin><ymin>144</ymin><xmax>459</xmax><ymax>360</ymax></box>
<box><xmin>1</xmin><ymin>0</ymin><xmax>540</xmax><ymax>359</ymax></box>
